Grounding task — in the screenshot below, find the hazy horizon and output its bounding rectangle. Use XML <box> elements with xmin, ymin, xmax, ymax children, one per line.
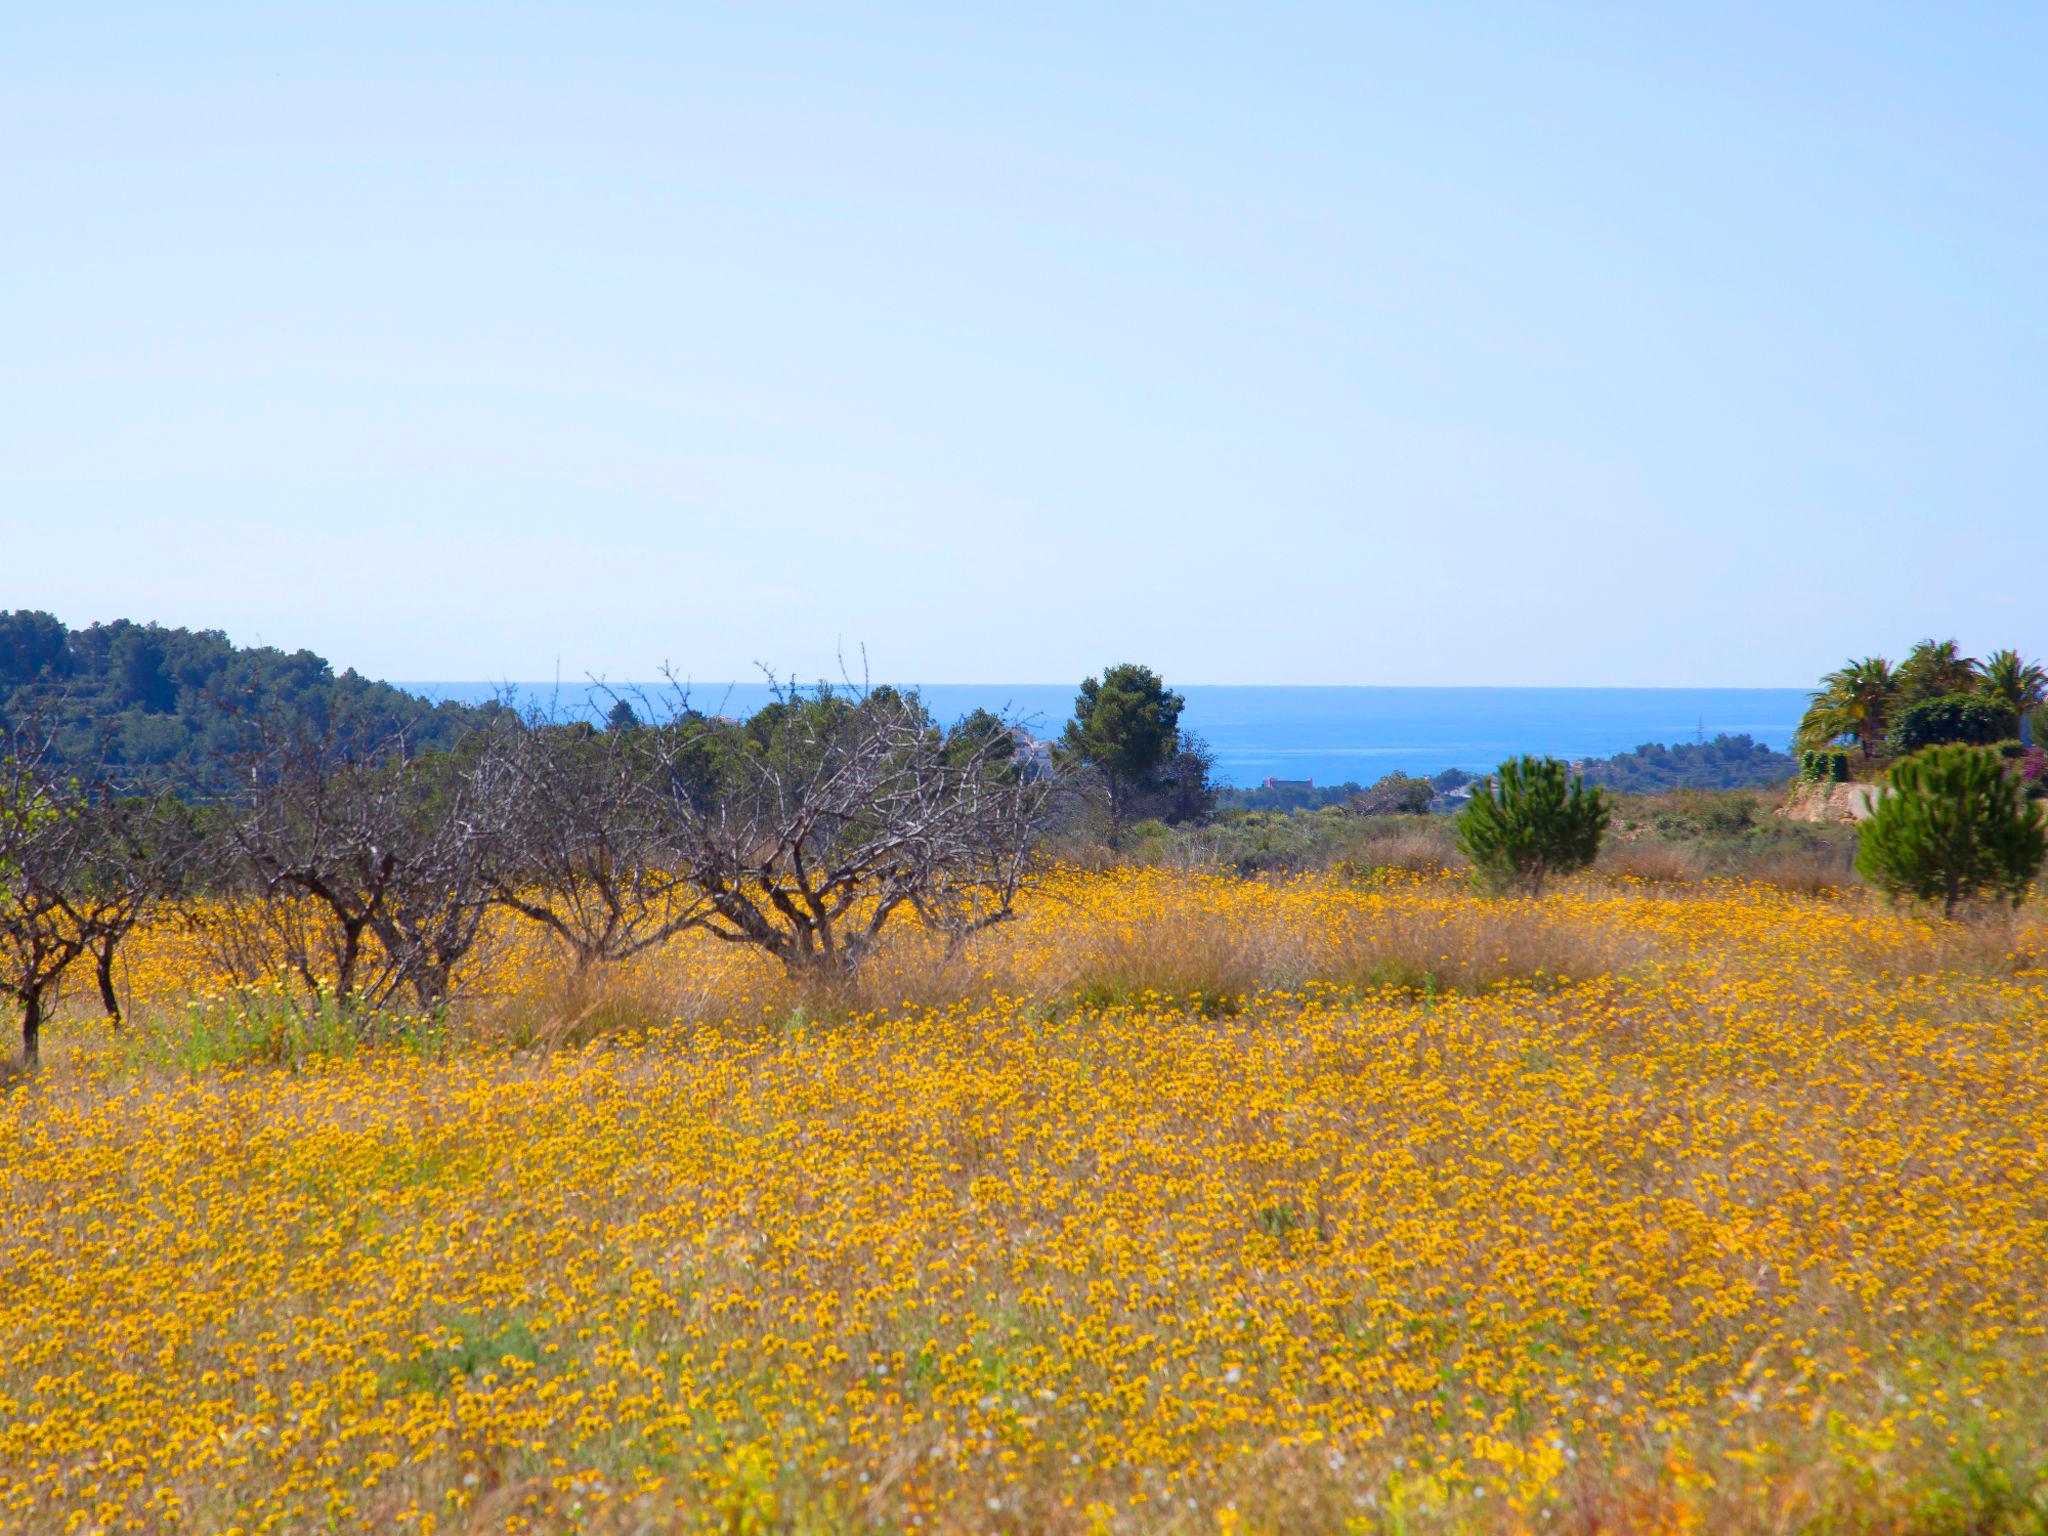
<box><xmin>397</xmin><ymin>677</ymin><xmax>1818</xmax><ymax>694</ymax></box>
<box><xmin>396</xmin><ymin>678</ymin><xmax>1813</xmax><ymax>786</ymax></box>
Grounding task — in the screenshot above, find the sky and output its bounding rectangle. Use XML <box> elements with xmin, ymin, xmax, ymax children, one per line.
<box><xmin>2</xmin><ymin>3</ymin><xmax>2043</xmax><ymax>688</ymax></box>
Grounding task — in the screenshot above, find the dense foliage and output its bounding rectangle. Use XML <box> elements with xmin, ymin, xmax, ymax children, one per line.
<box><xmin>1798</xmin><ymin>749</ymin><xmax>1850</xmax><ymax>783</ymax></box>
<box><xmin>1800</xmin><ymin>639</ymin><xmax>2048</xmax><ymax>763</ymax></box>
<box><xmin>0</xmin><ymin>610</ymin><xmax>489</xmax><ymax>794</ymax></box>
<box><xmin>1856</xmin><ymin>744</ymin><xmax>2047</xmax><ymax>917</ymax></box>
<box><xmin>1214</xmin><ymin>780</ymin><xmax>1365</xmax><ymax>813</ymax></box>
<box><xmin>1886</xmin><ymin>692</ymin><xmax>2012</xmax><ymax>756</ymax></box>
<box><xmin>1575</xmin><ymin>733</ymin><xmax>1796</xmax><ymax>793</ymax></box>
<box><xmin>1057</xmin><ymin>664</ymin><xmax>1186</xmax><ymax>838</ymax></box>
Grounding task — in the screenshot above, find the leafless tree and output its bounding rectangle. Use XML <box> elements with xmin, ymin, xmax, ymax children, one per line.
<box><xmin>222</xmin><ymin>713</ymin><xmax>513</xmax><ymax>1009</ymax></box>
<box><xmin>371</xmin><ymin>735</ymin><xmax>517</xmax><ymax>1009</ymax></box>
<box><xmin>487</xmin><ymin>709</ymin><xmax>710</xmax><ymax>971</ymax></box>
<box><xmin>69</xmin><ymin>791</ymin><xmax>207</xmax><ymax>1026</ymax></box>
<box><xmin>644</xmin><ymin>680</ymin><xmax>1046</xmax><ymax>978</ymax></box>
<box><xmin>0</xmin><ymin>735</ymin><xmax>92</xmax><ymax>1065</ymax></box>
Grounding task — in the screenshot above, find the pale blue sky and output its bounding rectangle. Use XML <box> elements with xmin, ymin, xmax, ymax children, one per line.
<box><xmin>3</xmin><ymin>4</ymin><xmax>2042</xmax><ymax>686</ymax></box>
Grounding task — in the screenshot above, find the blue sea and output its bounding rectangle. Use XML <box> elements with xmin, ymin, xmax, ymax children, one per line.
<box><xmin>402</xmin><ymin>682</ymin><xmax>1811</xmax><ymax>789</ymax></box>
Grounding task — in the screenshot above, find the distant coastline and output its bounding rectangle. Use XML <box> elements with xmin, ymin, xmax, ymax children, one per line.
<box><xmin>397</xmin><ymin>681</ymin><xmax>1811</xmax><ymax>789</ymax></box>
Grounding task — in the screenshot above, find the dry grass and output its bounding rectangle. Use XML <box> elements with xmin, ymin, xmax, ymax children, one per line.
<box><xmin>1051</xmin><ymin>885</ymin><xmax>1652</xmax><ymax>1008</ymax></box>
<box><xmin>1738</xmin><ymin>842</ymin><xmax>1858</xmax><ymax>894</ymax></box>
<box><xmin>1598</xmin><ymin>837</ymin><xmax>1708</xmax><ymax>884</ymax></box>
<box><xmin>458</xmin><ymin>870</ymin><xmax>1657</xmax><ymax>1043</ymax></box>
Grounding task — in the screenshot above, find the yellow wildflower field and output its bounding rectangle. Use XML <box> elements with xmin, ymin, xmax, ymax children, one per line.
<box><xmin>3</xmin><ymin>872</ymin><xmax>2045</xmax><ymax>1534</ymax></box>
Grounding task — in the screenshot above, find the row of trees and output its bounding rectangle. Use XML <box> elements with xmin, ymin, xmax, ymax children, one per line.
<box><xmin>1797</xmin><ymin>640</ymin><xmax>2047</xmax><ymax>761</ymax></box>
<box><xmin>0</xmin><ymin>656</ymin><xmax>1244</xmax><ymax>1064</ymax></box>
<box><xmin>1</xmin><ymin>681</ymin><xmax>1047</xmax><ymax>1064</ymax></box>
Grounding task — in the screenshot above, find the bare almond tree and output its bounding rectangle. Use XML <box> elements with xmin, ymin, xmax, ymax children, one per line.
<box><xmin>645</xmin><ymin>682</ymin><xmax>1045</xmax><ymax>978</ymax></box>
<box><xmin>487</xmin><ymin>710</ymin><xmax>710</xmax><ymax>971</ymax></box>
<box><xmin>366</xmin><ymin>739</ymin><xmax>513</xmax><ymax>1009</ymax></box>
<box><xmin>70</xmin><ymin>791</ymin><xmax>207</xmax><ymax>1026</ymax></box>
<box><xmin>0</xmin><ymin>741</ymin><xmax>90</xmax><ymax>1065</ymax></box>
<box><xmin>223</xmin><ymin>714</ymin><xmax>513</xmax><ymax>1009</ymax></box>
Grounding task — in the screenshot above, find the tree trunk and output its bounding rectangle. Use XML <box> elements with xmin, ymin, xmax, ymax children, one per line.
<box><xmin>21</xmin><ymin>985</ymin><xmax>42</xmax><ymax>1068</ymax></box>
<box><xmin>335</xmin><ymin>921</ymin><xmax>364</xmax><ymax>1003</ymax></box>
<box><xmin>411</xmin><ymin>960</ymin><xmax>454</xmax><ymax>1011</ymax></box>
<box><xmin>95</xmin><ymin>935</ymin><xmax>123</xmax><ymax>1026</ymax></box>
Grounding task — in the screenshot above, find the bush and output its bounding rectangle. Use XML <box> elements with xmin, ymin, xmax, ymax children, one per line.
<box><xmin>1856</xmin><ymin>745</ymin><xmax>2046</xmax><ymax>918</ymax></box>
<box><xmin>1456</xmin><ymin>756</ymin><xmax>1610</xmax><ymax>894</ymax></box>
<box><xmin>1799</xmin><ymin>749</ymin><xmax>1850</xmax><ymax>783</ymax></box>
<box><xmin>1887</xmin><ymin>693</ymin><xmax>2010</xmax><ymax>756</ymax></box>
<box><xmin>1348</xmin><ymin>773</ymin><xmax>1434</xmax><ymax>816</ymax></box>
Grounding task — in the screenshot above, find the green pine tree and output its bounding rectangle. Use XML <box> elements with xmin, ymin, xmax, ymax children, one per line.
<box><xmin>1856</xmin><ymin>744</ymin><xmax>2046</xmax><ymax>918</ymax></box>
<box><xmin>1456</xmin><ymin>756</ymin><xmax>1610</xmax><ymax>895</ymax></box>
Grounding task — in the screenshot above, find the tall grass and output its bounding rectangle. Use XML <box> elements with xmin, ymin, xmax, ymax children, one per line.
<box><xmin>84</xmin><ymin>856</ymin><xmax>2043</xmax><ymax>1071</ymax></box>
<box><xmin>114</xmin><ymin>984</ymin><xmax>452</xmax><ymax>1072</ymax></box>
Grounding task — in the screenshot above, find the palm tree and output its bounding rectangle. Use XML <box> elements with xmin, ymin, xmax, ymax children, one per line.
<box><xmin>1895</xmin><ymin>638</ymin><xmax>1979</xmax><ymax>705</ymax></box>
<box><xmin>1797</xmin><ymin>656</ymin><xmax>1898</xmax><ymax>759</ymax></box>
<box><xmin>1979</xmin><ymin>649</ymin><xmax>2048</xmax><ymax>735</ymax></box>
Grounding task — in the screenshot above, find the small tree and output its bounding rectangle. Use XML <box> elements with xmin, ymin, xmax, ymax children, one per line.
<box><xmin>366</xmin><ymin>742</ymin><xmax>515</xmax><ymax>1009</ymax></box>
<box><xmin>1856</xmin><ymin>745</ymin><xmax>2045</xmax><ymax>918</ymax></box>
<box><xmin>1456</xmin><ymin>756</ymin><xmax>1610</xmax><ymax>895</ymax></box>
<box><xmin>1797</xmin><ymin>656</ymin><xmax>1898</xmax><ymax>760</ymax></box>
<box><xmin>1058</xmin><ymin>664</ymin><xmax>1184</xmax><ymax>845</ymax></box>
<box><xmin>489</xmin><ymin>713</ymin><xmax>708</xmax><ymax>973</ymax></box>
<box><xmin>1980</xmin><ymin>649</ymin><xmax>2048</xmax><ymax>737</ymax></box>
<box><xmin>69</xmin><ymin>792</ymin><xmax>207</xmax><ymax>1025</ymax></box>
<box><xmin>1350</xmin><ymin>772</ymin><xmax>1435</xmax><ymax>816</ymax></box>
<box><xmin>647</xmin><ymin>682</ymin><xmax>1045</xmax><ymax>978</ymax></box>
<box><xmin>1895</xmin><ymin>638</ymin><xmax>1980</xmax><ymax>707</ymax></box>
<box><xmin>0</xmin><ymin>747</ymin><xmax>88</xmax><ymax>1065</ymax></box>
<box><xmin>1148</xmin><ymin>732</ymin><xmax>1217</xmax><ymax>825</ymax></box>
<box><xmin>223</xmin><ymin>712</ymin><xmax>512</xmax><ymax>1008</ymax></box>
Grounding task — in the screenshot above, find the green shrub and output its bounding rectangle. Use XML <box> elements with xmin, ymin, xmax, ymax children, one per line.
<box><xmin>1348</xmin><ymin>772</ymin><xmax>1435</xmax><ymax>815</ymax></box>
<box><xmin>1799</xmin><ymin>749</ymin><xmax>1850</xmax><ymax>783</ymax></box>
<box><xmin>1887</xmin><ymin>693</ymin><xmax>2010</xmax><ymax>756</ymax></box>
<box><xmin>1456</xmin><ymin>756</ymin><xmax>1610</xmax><ymax>894</ymax></box>
<box><xmin>1856</xmin><ymin>745</ymin><xmax>2046</xmax><ymax>918</ymax></box>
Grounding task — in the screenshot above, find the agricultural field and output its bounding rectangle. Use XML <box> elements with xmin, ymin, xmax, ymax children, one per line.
<box><xmin>3</xmin><ymin>870</ymin><xmax>2046</xmax><ymax>1534</ymax></box>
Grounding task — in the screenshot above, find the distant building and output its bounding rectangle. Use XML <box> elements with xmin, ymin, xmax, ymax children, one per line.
<box><xmin>1262</xmin><ymin>777</ymin><xmax>1313</xmax><ymax>791</ymax></box>
<box><xmin>1008</xmin><ymin>727</ymin><xmax>1056</xmax><ymax>779</ymax></box>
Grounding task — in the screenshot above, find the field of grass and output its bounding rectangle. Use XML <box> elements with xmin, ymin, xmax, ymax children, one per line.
<box><xmin>4</xmin><ymin>869</ymin><xmax>2047</xmax><ymax>1534</ymax></box>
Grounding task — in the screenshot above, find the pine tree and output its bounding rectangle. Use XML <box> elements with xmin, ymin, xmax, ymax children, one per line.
<box><xmin>1456</xmin><ymin>756</ymin><xmax>1610</xmax><ymax>895</ymax></box>
<box><xmin>1856</xmin><ymin>745</ymin><xmax>2045</xmax><ymax>918</ymax></box>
